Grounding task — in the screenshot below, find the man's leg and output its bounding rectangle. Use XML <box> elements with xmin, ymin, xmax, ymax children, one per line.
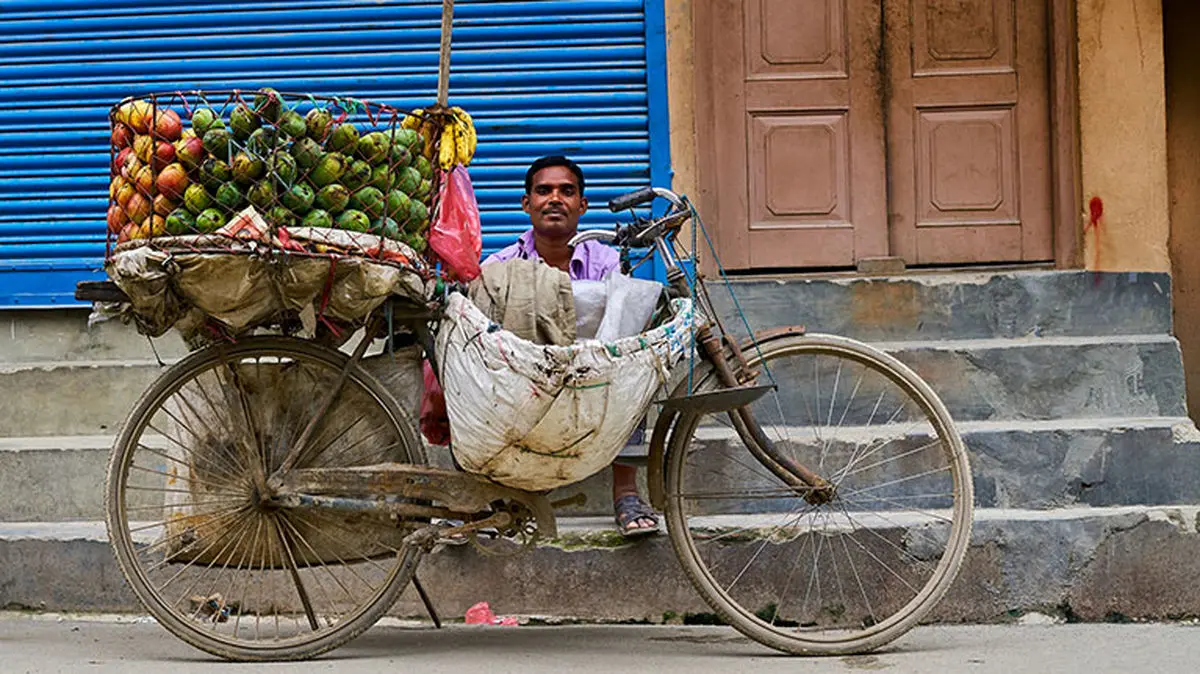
<box><xmin>612</xmin><ymin>463</ymin><xmax>657</xmax><ymax>532</ymax></box>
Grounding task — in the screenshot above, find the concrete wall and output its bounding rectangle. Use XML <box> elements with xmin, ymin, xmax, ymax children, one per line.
<box><xmin>1076</xmin><ymin>0</ymin><xmax>1170</xmax><ymax>272</ymax></box>
<box><xmin>1165</xmin><ymin>0</ymin><xmax>1200</xmax><ymax>420</ymax></box>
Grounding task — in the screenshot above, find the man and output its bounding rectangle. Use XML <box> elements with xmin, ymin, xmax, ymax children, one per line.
<box><xmin>485</xmin><ymin>155</ymin><xmax>659</xmax><ymax>537</ymax></box>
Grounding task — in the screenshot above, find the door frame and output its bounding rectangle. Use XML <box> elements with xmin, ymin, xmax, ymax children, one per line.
<box><xmin>692</xmin><ymin>0</ymin><xmax>1082</xmax><ymax>270</ymax></box>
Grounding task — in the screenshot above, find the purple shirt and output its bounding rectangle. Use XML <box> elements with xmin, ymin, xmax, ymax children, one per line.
<box><xmin>483</xmin><ymin>229</ymin><xmax>619</xmax><ymax>281</ymax></box>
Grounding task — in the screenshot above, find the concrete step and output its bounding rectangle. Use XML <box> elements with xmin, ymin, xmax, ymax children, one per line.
<box><xmin>2</xmin><ymin>271</ymin><xmax>1168</xmax><ymax>364</ymax></box>
<box><xmin>5</xmin><ymin>418</ymin><xmax>1198</xmax><ymax>522</ymax></box>
<box><xmin>3</xmin><ymin>505</ymin><xmax>1199</xmax><ymax>624</ymax></box>
<box><xmin>0</xmin><ymin>333</ymin><xmax>1182</xmax><ymax>437</ymax></box>
<box><xmin>712</xmin><ymin>270</ymin><xmax>1172</xmax><ymax>342</ymax></box>
<box><xmin>0</xmin><ymin>309</ymin><xmax>187</xmax><ymax>364</ymax></box>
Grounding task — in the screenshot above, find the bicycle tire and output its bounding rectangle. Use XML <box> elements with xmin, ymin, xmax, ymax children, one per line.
<box><xmin>665</xmin><ymin>333</ymin><xmax>973</xmax><ymax>655</ymax></box>
<box><xmin>106</xmin><ymin>336</ymin><xmax>425</xmax><ymax>661</ymax></box>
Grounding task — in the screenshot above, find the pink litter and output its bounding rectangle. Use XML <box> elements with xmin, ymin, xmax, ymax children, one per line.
<box><xmin>464</xmin><ymin>601</ymin><xmax>518</xmax><ymax>626</ymax></box>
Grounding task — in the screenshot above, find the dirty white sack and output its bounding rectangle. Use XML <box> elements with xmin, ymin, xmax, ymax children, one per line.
<box><xmin>437</xmin><ymin>292</ymin><xmax>694</xmax><ymax>491</ymax></box>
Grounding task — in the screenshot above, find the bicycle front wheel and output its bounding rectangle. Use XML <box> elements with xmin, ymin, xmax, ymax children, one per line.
<box><xmin>665</xmin><ymin>333</ymin><xmax>973</xmax><ymax>655</ymax></box>
<box><xmin>106</xmin><ymin>336</ymin><xmax>424</xmax><ymax>661</ymax></box>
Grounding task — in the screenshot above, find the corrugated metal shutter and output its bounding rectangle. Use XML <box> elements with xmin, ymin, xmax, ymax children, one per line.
<box><xmin>0</xmin><ymin>0</ymin><xmax>670</xmax><ymax>307</ymax></box>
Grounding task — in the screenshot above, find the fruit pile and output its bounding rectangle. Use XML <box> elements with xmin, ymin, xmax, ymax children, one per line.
<box><xmin>105</xmin><ymin>90</ymin><xmax>473</xmax><ymax>255</ymax></box>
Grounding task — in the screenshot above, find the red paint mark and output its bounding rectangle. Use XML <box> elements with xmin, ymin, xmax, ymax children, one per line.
<box><xmin>1088</xmin><ymin>196</ymin><xmax>1103</xmax><ymax>227</ymax></box>
<box><xmin>1085</xmin><ymin>196</ymin><xmax>1104</xmax><ymax>273</ymax></box>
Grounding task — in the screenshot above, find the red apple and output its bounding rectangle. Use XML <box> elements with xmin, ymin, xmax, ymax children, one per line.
<box><xmin>111</xmin><ymin>123</ymin><xmax>133</xmax><ymax>149</ymax></box>
<box><xmin>173</xmin><ymin>136</ymin><xmax>205</xmax><ymax>171</ymax></box>
<box><xmin>132</xmin><ymin>165</ymin><xmax>155</xmax><ymax>196</ymax></box>
<box><xmin>151</xmin><ymin>140</ymin><xmax>176</xmax><ymax>171</ymax></box>
<box><xmin>152</xmin><ymin>109</ymin><xmax>182</xmax><ymax>141</ymax></box>
<box><xmin>156</xmin><ymin>163</ymin><xmax>189</xmax><ymax>200</ymax></box>
<box><xmin>107</xmin><ymin>204</ymin><xmax>127</xmax><ymax>234</ymax></box>
<box><xmin>133</xmin><ymin>134</ymin><xmax>154</xmax><ymax>163</ymax></box>
<box><xmin>119</xmin><ymin>154</ymin><xmax>142</xmax><ymax>181</ymax></box>
<box><xmin>153</xmin><ymin>193</ymin><xmax>179</xmax><ymax>216</ymax></box>
<box><xmin>125</xmin><ymin>192</ymin><xmax>151</xmax><ymax>224</ymax></box>
<box><xmin>112</xmin><ymin>147</ymin><xmax>133</xmax><ymax>175</ymax></box>
<box><xmin>115</xmin><ymin>181</ymin><xmax>136</xmax><ymax>209</ymax></box>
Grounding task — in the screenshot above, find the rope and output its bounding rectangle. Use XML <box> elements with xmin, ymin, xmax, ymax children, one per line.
<box><xmin>437</xmin><ymin>0</ymin><xmax>455</xmax><ymax>106</ymax></box>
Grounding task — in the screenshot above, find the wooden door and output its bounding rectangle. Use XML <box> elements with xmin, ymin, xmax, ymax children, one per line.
<box><xmin>696</xmin><ymin>0</ymin><xmax>1056</xmax><ymax>269</ymax></box>
<box><xmin>697</xmin><ymin>0</ymin><xmax>889</xmax><ymax>269</ymax></box>
<box><xmin>883</xmin><ymin>0</ymin><xmax>1054</xmax><ymax>263</ymax></box>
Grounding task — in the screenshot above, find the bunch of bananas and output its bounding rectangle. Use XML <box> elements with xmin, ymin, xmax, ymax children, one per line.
<box><xmin>402</xmin><ymin>106</ymin><xmax>477</xmax><ymax>170</ymax></box>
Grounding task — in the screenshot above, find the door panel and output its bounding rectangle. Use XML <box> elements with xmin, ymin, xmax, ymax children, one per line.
<box><xmin>702</xmin><ymin>0</ymin><xmax>888</xmax><ymax>269</ymax></box>
<box><xmin>886</xmin><ymin>0</ymin><xmax>1053</xmax><ymax>264</ymax></box>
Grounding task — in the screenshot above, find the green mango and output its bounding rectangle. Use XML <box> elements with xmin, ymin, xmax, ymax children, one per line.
<box><xmin>201</xmin><ymin>128</ymin><xmax>231</xmax><ymax>160</ymax></box>
<box><xmin>280</xmin><ymin>183</ymin><xmax>315</xmax><ymax>214</ymax></box>
<box><xmin>335</xmin><ymin>209</ymin><xmax>371</xmax><ymax>233</ymax></box>
<box><xmin>369</xmin><ymin>164</ymin><xmax>393</xmax><ymax>192</ymax></box>
<box><xmin>291</xmin><ymin>137</ymin><xmax>323</xmax><ymax>170</ymax></box>
<box><xmin>269</xmin><ymin>151</ymin><xmax>297</xmax><ymax>185</ymax></box>
<box><xmin>385</xmin><ymin>189</ymin><xmax>411</xmax><ymax>221</ymax></box>
<box><xmin>231</xmin><ymin>152</ymin><xmax>265</xmax><ymax>185</ymax></box>
<box><xmin>395</xmin><ymin>166</ymin><xmax>421</xmax><ymax>195</ymax></box>
<box><xmin>314</xmin><ymin>184</ymin><xmax>351</xmax><ymax>214</ymax></box>
<box><xmin>165</xmin><ymin>208</ymin><xmax>195</xmax><ymax>235</ymax></box>
<box><xmin>183</xmin><ymin>183</ymin><xmax>212</xmax><ymax>215</ymax></box>
<box><xmin>253</xmin><ymin>88</ymin><xmax>283</xmax><ymax>122</ymax></box>
<box><xmin>247</xmin><ymin>181</ymin><xmax>276</xmax><ymax>210</ymax></box>
<box><xmin>309</xmin><ymin>152</ymin><xmax>346</xmax><ymax>187</ymax></box>
<box><xmin>189</xmin><ymin>107</ymin><xmax>221</xmax><ymax>137</ymax></box>
<box><xmin>348</xmin><ymin>186</ymin><xmax>385</xmax><ymax>220</ymax></box>
<box><xmin>198</xmin><ymin>158</ymin><xmax>231</xmax><ymax>191</ymax></box>
<box><xmin>305</xmin><ymin>107</ymin><xmax>333</xmax><ymax>141</ymax></box>
<box><xmin>301</xmin><ymin>209</ymin><xmax>333</xmax><ymax>229</ymax></box>
<box><xmin>214</xmin><ymin>182</ymin><xmax>245</xmax><ymax>212</ymax></box>
<box><xmin>268</xmin><ymin>205</ymin><xmax>297</xmax><ymax>228</ymax></box>
<box><xmin>327</xmin><ymin>123</ymin><xmax>360</xmax><ymax>155</ymax></box>
<box><xmin>277</xmin><ymin>110</ymin><xmax>306</xmax><ymax>139</ymax></box>
<box><xmin>413</xmin><ymin>155</ymin><xmax>432</xmax><ymax>181</ymax></box>
<box><xmin>195</xmin><ymin>208</ymin><xmax>226</xmax><ymax>233</ymax></box>
<box><xmin>405</xmin><ymin>199</ymin><xmax>429</xmax><ymax>232</ymax></box>
<box><xmin>356</xmin><ymin>131</ymin><xmax>390</xmax><ymax>164</ymax></box>
<box><xmin>341</xmin><ymin>159</ymin><xmax>373</xmax><ymax>191</ymax></box>
<box><xmin>229</xmin><ymin>104</ymin><xmax>259</xmax><ymax>140</ymax></box>
<box><xmin>371</xmin><ymin>217</ymin><xmax>401</xmax><ymax>240</ymax></box>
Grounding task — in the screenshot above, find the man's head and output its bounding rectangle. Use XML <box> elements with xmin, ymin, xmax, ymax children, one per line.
<box><xmin>522</xmin><ymin>155</ymin><xmax>588</xmax><ymax>241</ymax></box>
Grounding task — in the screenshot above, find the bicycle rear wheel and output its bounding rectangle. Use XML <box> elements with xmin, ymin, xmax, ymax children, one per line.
<box><xmin>665</xmin><ymin>333</ymin><xmax>973</xmax><ymax>655</ymax></box>
<box><xmin>106</xmin><ymin>336</ymin><xmax>424</xmax><ymax>661</ymax></box>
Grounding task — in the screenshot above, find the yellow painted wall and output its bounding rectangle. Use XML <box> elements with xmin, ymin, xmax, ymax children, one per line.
<box><xmin>1076</xmin><ymin>0</ymin><xmax>1170</xmax><ymax>272</ymax></box>
<box><xmin>1165</xmin><ymin>0</ymin><xmax>1200</xmax><ymax>420</ymax></box>
<box><xmin>665</xmin><ymin>0</ymin><xmax>697</xmax><ymax>200</ymax></box>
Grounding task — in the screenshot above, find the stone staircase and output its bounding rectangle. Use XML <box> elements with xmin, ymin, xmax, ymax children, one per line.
<box><xmin>4</xmin><ymin>269</ymin><xmax>1200</xmax><ymax>623</ymax></box>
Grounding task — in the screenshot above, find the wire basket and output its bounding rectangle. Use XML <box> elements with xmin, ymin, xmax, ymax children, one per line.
<box><xmin>105</xmin><ymin>89</ymin><xmax>439</xmax><ymax>265</ymax></box>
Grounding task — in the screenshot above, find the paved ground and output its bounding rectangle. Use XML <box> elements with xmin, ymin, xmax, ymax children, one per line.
<box><xmin>2</xmin><ymin>613</ymin><xmax>1199</xmax><ymax>673</ymax></box>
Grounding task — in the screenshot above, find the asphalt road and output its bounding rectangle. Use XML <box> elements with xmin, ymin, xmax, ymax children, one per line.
<box><xmin>2</xmin><ymin>613</ymin><xmax>1198</xmax><ymax>673</ymax></box>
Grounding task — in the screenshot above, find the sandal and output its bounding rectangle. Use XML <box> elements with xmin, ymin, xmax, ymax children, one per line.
<box><xmin>614</xmin><ymin>494</ymin><xmax>660</xmax><ymax>538</ymax></box>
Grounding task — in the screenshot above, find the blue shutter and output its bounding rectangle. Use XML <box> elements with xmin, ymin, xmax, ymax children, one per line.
<box><xmin>0</xmin><ymin>0</ymin><xmax>670</xmax><ymax>307</ymax></box>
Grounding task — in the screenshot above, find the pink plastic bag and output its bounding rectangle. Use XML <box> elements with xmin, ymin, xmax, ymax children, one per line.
<box><xmin>464</xmin><ymin>601</ymin><xmax>518</xmax><ymax>626</ymax></box>
<box><xmin>429</xmin><ymin>166</ymin><xmax>482</xmax><ymax>282</ymax></box>
<box><xmin>419</xmin><ymin>360</ymin><xmax>450</xmax><ymax>446</ymax></box>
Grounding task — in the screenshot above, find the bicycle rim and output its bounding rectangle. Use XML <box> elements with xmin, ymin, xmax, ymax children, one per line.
<box><xmin>106</xmin><ymin>336</ymin><xmax>424</xmax><ymax>661</ymax></box>
<box><xmin>665</xmin><ymin>333</ymin><xmax>973</xmax><ymax>655</ymax></box>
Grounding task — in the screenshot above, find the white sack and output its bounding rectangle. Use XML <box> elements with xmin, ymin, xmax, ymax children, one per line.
<box><xmin>595</xmin><ymin>272</ymin><xmax>663</xmax><ymax>342</ymax></box>
<box><xmin>438</xmin><ymin>292</ymin><xmax>693</xmax><ymax>491</ymax></box>
<box><xmin>572</xmin><ymin>279</ymin><xmax>607</xmax><ymax>339</ymax></box>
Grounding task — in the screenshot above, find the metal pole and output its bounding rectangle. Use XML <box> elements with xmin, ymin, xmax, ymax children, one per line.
<box><xmin>436</xmin><ymin>0</ymin><xmax>454</xmax><ymax>107</ymax></box>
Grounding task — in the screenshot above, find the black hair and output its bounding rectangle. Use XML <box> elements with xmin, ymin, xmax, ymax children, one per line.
<box><xmin>524</xmin><ymin>155</ymin><xmax>585</xmax><ymax>195</ymax></box>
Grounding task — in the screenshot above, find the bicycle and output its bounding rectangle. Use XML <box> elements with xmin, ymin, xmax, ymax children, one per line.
<box><xmin>100</xmin><ymin>186</ymin><xmax>974</xmax><ymax>661</ymax></box>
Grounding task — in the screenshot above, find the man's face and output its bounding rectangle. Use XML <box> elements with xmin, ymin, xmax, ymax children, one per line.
<box><xmin>522</xmin><ymin>165</ymin><xmax>588</xmax><ymax>241</ymax></box>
